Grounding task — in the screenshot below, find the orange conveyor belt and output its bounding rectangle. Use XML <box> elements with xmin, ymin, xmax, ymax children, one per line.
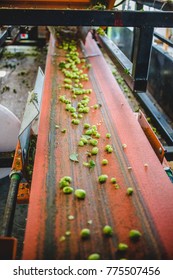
<box><xmin>22</xmin><ymin>33</ymin><xmax>173</xmax><ymax>260</ymax></box>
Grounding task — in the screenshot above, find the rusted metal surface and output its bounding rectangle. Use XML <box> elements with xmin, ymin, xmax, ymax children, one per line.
<box><xmin>23</xmin><ymin>34</ymin><xmax>173</xmax><ymax>260</ymax></box>
<box><xmin>138</xmin><ymin>110</ymin><xmax>165</xmax><ymax>163</ymax></box>
<box><xmin>17</xmin><ymin>182</ymin><xmax>30</xmax><ymax>204</ymax></box>
<box><xmin>12</xmin><ymin>141</ymin><xmax>23</xmax><ymax>171</ymax></box>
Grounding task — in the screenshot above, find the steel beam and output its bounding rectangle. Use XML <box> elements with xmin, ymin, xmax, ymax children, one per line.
<box><xmin>136</xmin><ymin>92</ymin><xmax>173</xmax><ymax>145</ymax></box>
<box><xmin>132</xmin><ymin>27</ymin><xmax>154</xmax><ymax>92</ymax></box>
<box><xmin>96</xmin><ymin>33</ymin><xmax>133</xmax><ymax>89</ymax></box>
<box><xmin>164</xmin><ymin>146</ymin><xmax>173</xmax><ymax>161</ymax></box>
<box><xmin>97</xmin><ymin>31</ymin><xmax>153</xmax><ymax>92</ymax></box>
<box><xmin>0</xmin><ymin>10</ymin><xmax>173</xmax><ymax>27</ymax></box>
<box><xmin>154</xmin><ymin>32</ymin><xmax>173</xmax><ymax>48</ymax></box>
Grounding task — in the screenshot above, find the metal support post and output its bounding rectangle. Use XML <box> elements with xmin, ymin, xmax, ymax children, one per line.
<box><xmin>132</xmin><ymin>26</ymin><xmax>154</xmax><ymax>91</ymax></box>
<box><xmin>1</xmin><ymin>172</ymin><xmax>22</xmax><ymax>237</ymax></box>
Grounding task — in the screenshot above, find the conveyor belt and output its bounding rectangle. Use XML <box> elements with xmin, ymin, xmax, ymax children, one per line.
<box><xmin>22</xmin><ymin>33</ymin><xmax>173</xmax><ymax>260</ymax></box>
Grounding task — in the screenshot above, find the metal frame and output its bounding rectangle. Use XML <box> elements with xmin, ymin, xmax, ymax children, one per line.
<box><xmin>0</xmin><ymin>7</ymin><xmax>173</xmax><ymax>144</ymax></box>
<box><xmin>136</xmin><ymin>92</ymin><xmax>173</xmax><ymax>145</ymax></box>
<box><xmin>133</xmin><ymin>0</ymin><xmax>173</xmax><ymax>11</ymax></box>
<box><xmin>1</xmin><ymin>10</ymin><xmax>173</xmax><ymax>93</ymax></box>
<box><xmin>0</xmin><ymin>26</ymin><xmax>12</xmax><ymax>47</ymax></box>
<box><xmin>0</xmin><ymin>10</ymin><xmax>173</xmax><ymax>27</ymax></box>
<box><xmin>98</xmin><ymin>33</ymin><xmax>173</xmax><ymax>146</ymax></box>
<box><xmin>154</xmin><ymin>32</ymin><xmax>173</xmax><ymax>48</ymax></box>
<box><xmin>0</xmin><ymin>9</ymin><xmax>173</xmax><ymax>90</ymax></box>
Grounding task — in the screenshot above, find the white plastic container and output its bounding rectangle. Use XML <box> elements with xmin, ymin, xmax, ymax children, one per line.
<box><xmin>0</xmin><ymin>104</ymin><xmax>21</xmax><ymax>179</ymax></box>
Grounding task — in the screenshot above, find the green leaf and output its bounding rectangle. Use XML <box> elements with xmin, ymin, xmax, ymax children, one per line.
<box><xmin>70</xmin><ymin>153</ymin><xmax>79</xmax><ymax>162</ymax></box>
<box><xmin>59</xmin><ymin>61</ymin><xmax>66</xmax><ymax>69</ymax></box>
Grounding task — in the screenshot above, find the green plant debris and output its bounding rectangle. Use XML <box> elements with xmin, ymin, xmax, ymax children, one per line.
<box><xmin>29</xmin><ymin>91</ymin><xmax>38</xmax><ymax>104</ymax></box>
<box><xmin>83</xmin><ymin>162</ymin><xmax>89</xmax><ymax>167</ymax></box>
<box><xmin>85</xmin><ymin>129</ymin><xmax>93</xmax><ymax>135</ymax></box>
<box><xmin>18</xmin><ymin>70</ymin><xmax>27</xmax><ymax>76</ymax></box>
<box><xmin>102</xmin><ymin>159</ymin><xmax>108</xmax><ymax>165</ymax></box>
<box><xmin>115</xmin><ymin>184</ymin><xmax>120</xmax><ymax>189</ymax></box>
<box><xmin>92</xmin><ymin>3</ymin><xmax>106</xmax><ymax>10</ymax></box>
<box><xmin>98</xmin><ymin>174</ymin><xmax>108</xmax><ymax>184</ymax></box>
<box><xmin>103</xmin><ymin>225</ymin><xmax>113</xmax><ymax>236</ymax></box>
<box><xmin>82</xmin><ymin>107</ymin><xmax>90</xmax><ymax>113</ymax></box>
<box><xmin>89</xmin><ymin>139</ymin><xmax>98</xmax><ymax>146</ymax></box>
<box><xmin>96</xmin><ymin>27</ymin><xmax>105</xmax><ymax>36</ymax></box>
<box><xmin>61</xmin><ymin>128</ymin><xmax>66</xmax><ymax>133</ymax></box>
<box><xmin>92</xmin><ymin>125</ymin><xmax>97</xmax><ymax>130</ymax></box>
<box><xmin>74</xmin><ymin>189</ymin><xmax>86</xmax><ymax>199</ymax></box>
<box><xmin>59</xmin><ymin>236</ymin><xmax>66</xmax><ymax>242</ymax></box>
<box><xmin>127</xmin><ymin>187</ymin><xmax>134</xmax><ymax>196</ymax></box>
<box><xmin>80</xmin><ymin>228</ymin><xmax>91</xmax><ymax>239</ymax></box>
<box><xmin>59</xmin><ymin>61</ymin><xmax>66</xmax><ymax>69</ymax></box>
<box><xmin>80</xmin><ymin>137</ymin><xmax>88</xmax><ymax>145</ymax></box>
<box><xmin>124</xmin><ymin>68</ymin><xmax>130</xmax><ymax>75</ymax></box>
<box><xmin>91</xmin><ymin>147</ymin><xmax>99</xmax><ymax>155</ymax></box>
<box><xmin>83</xmin><ymin>160</ymin><xmax>96</xmax><ymax>169</ymax></box>
<box><xmin>71</xmin><ymin>119</ymin><xmax>80</xmax><ymax>125</ymax></box>
<box><xmin>93</xmin><ymin>104</ymin><xmax>99</xmax><ymax>109</ymax></box>
<box><xmin>64</xmin><ymin>84</ymin><xmax>72</xmax><ymax>90</ymax></box>
<box><xmin>69</xmin><ymin>153</ymin><xmax>79</xmax><ymax>162</ymax></box>
<box><xmin>26</xmin><ymin>135</ymin><xmax>37</xmax><ymax>182</ymax></box>
<box><xmin>129</xmin><ymin>229</ymin><xmax>142</xmax><ymax>240</ymax></box>
<box><xmin>105</xmin><ymin>144</ymin><xmax>113</xmax><ymax>153</ymax></box>
<box><xmin>122</xmin><ymin>143</ymin><xmax>127</xmax><ymax>149</ymax></box>
<box><xmin>118</xmin><ymin>243</ymin><xmax>128</xmax><ymax>251</ymax></box>
<box><xmin>87</xmin><ymin>253</ymin><xmax>101</xmax><ymax>260</ymax></box>
<box><xmin>68</xmin><ymin>215</ymin><xmax>75</xmax><ymax>220</ymax></box>
<box><xmin>65</xmin><ymin>231</ymin><xmax>71</xmax><ymax>236</ymax></box>
<box><xmin>78</xmin><ymin>140</ymin><xmax>85</xmax><ymax>147</ymax></box>
<box><xmin>106</xmin><ymin>133</ymin><xmax>111</xmax><ymax>139</ymax></box>
<box><xmin>1</xmin><ymin>85</ymin><xmax>10</xmax><ymax>93</ymax></box>
<box><xmin>71</xmin><ymin>112</ymin><xmax>78</xmax><ymax>118</ymax></box>
<box><xmin>82</xmin><ymin>135</ymin><xmax>92</xmax><ymax>140</ymax></box>
<box><xmin>64</xmin><ymin>78</ymin><xmax>72</xmax><ymax>84</ymax></box>
<box><xmin>59</xmin><ymin>176</ymin><xmax>72</xmax><ymax>189</ymax></box>
<box><xmin>110</xmin><ymin>177</ymin><xmax>117</xmax><ymax>184</ymax></box>
<box><xmin>95</xmin><ymin>133</ymin><xmax>100</xmax><ymax>138</ymax></box>
<box><xmin>63</xmin><ymin>186</ymin><xmax>74</xmax><ymax>194</ymax></box>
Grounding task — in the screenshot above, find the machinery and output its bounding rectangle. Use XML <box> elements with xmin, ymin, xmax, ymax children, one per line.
<box><xmin>0</xmin><ymin>0</ymin><xmax>173</xmax><ymax>260</ymax></box>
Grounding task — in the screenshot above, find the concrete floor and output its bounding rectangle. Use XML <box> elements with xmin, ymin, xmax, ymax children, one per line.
<box><xmin>0</xmin><ymin>43</ymin><xmax>47</xmax><ymax>259</ymax></box>
<box><xmin>0</xmin><ymin>45</ymin><xmax>46</xmax><ymax>120</ymax></box>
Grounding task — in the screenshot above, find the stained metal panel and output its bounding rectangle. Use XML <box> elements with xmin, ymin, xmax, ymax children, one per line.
<box><xmin>19</xmin><ymin>67</ymin><xmax>44</xmax><ymax>164</ymax></box>
<box><xmin>148</xmin><ymin>45</ymin><xmax>173</xmax><ymax>122</ymax></box>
